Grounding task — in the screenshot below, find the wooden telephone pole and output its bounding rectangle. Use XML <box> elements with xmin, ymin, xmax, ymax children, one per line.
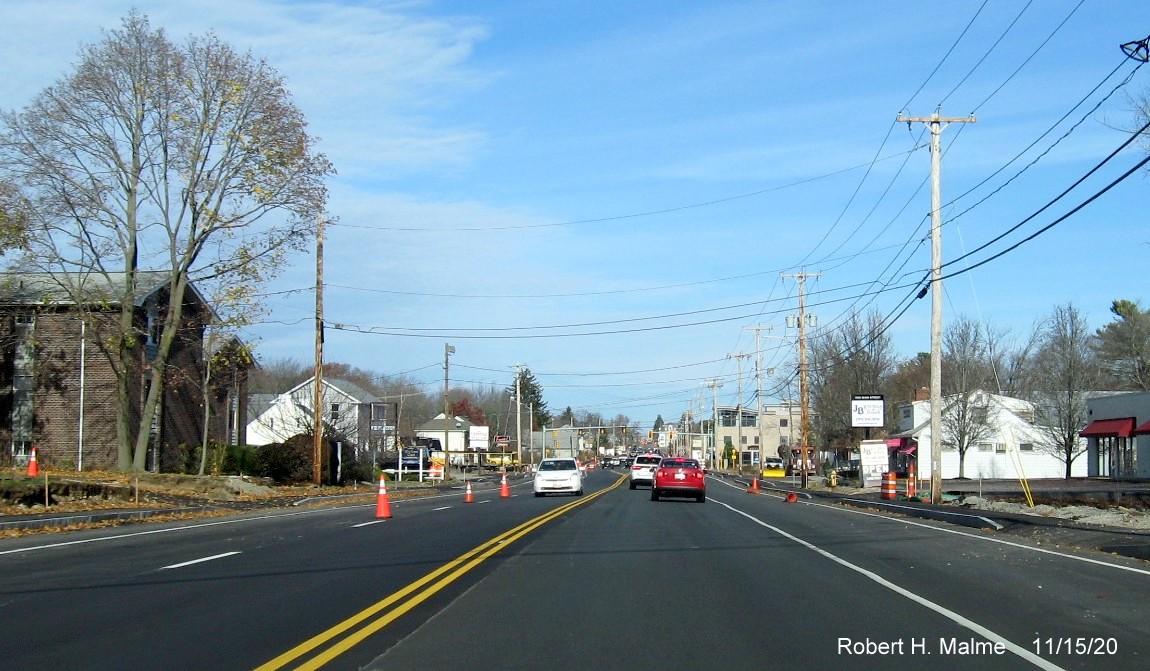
<box><xmin>782</xmin><ymin>271</ymin><xmax>819</xmax><ymax>488</ymax></box>
<box><xmin>312</xmin><ymin>215</ymin><xmax>325</xmax><ymax>486</ymax></box>
<box><xmin>896</xmin><ymin>111</ymin><xmax>975</xmax><ymax>503</ymax></box>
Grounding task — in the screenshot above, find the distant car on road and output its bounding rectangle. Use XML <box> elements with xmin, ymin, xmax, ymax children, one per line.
<box><xmin>629</xmin><ymin>454</ymin><xmax>663</xmax><ymax>489</ymax></box>
<box><xmin>533</xmin><ymin>458</ymin><xmax>584</xmax><ymax>497</ymax></box>
<box><xmin>650</xmin><ymin>457</ymin><xmax>706</xmax><ymax>502</ymax></box>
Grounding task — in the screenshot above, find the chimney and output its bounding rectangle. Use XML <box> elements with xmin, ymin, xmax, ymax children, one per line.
<box><xmin>914</xmin><ymin>387</ymin><xmax>930</xmax><ymax>402</ymax></box>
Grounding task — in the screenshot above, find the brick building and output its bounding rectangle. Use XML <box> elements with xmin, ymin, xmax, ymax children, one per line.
<box><xmin>0</xmin><ymin>272</ymin><xmax>250</xmax><ymax>471</ymax></box>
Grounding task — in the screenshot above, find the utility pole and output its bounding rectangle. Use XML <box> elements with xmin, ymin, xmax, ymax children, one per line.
<box><xmin>443</xmin><ymin>343</ymin><xmax>455</xmax><ymax>480</ymax></box>
<box><xmin>897</xmin><ymin>111</ymin><xmax>975</xmax><ymax>504</ymax></box>
<box><xmin>513</xmin><ymin>364</ymin><xmax>524</xmax><ymax>468</ymax></box>
<box><xmin>704</xmin><ymin>379</ymin><xmax>723</xmax><ymax>470</ymax></box>
<box><xmin>312</xmin><ymin>216</ymin><xmax>325</xmax><ymax>486</ymax></box>
<box><xmin>745</xmin><ymin>325</ymin><xmax>774</xmax><ymax>468</ymax></box>
<box><xmin>728</xmin><ymin>353</ymin><xmax>751</xmax><ymax>473</ymax></box>
<box><xmin>782</xmin><ymin>271</ymin><xmax>820</xmax><ymax>488</ymax></box>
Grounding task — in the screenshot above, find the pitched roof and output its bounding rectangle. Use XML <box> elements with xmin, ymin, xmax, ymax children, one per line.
<box><xmin>280</xmin><ymin>376</ymin><xmax>380</xmax><ymax>404</ymax></box>
<box><xmin>0</xmin><ymin>271</ymin><xmax>211</xmax><ymax>313</ymax></box>
<box><xmin>326</xmin><ymin>378</ymin><xmax>379</xmax><ymax>403</ymax></box>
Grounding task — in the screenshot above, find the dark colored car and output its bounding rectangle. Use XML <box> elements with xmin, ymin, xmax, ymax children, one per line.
<box><xmin>650</xmin><ymin>457</ymin><xmax>706</xmax><ymax>502</ymax></box>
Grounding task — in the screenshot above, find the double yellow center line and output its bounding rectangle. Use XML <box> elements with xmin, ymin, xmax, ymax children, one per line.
<box><xmin>255</xmin><ymin>474</ymin><xmax>627</xmax><ymax>671</ymax></box>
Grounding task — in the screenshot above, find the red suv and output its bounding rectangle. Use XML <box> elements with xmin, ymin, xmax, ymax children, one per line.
<box><xmin>650</xmin><ymin>457</ymin><xmax>706</xmax><ymax>502</ymax></box>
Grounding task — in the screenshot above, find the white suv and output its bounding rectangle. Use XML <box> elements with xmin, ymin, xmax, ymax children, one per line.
<box><xmin>629</xmin><ymin>454</ymin><xmax>663</xmax><ymax>489</ymax></box>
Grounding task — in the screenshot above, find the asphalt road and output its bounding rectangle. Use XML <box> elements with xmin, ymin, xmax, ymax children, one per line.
<box><xmin>2</xmin><ymin>469</ymin><xmax>1148</xmax><ymax>670</ymax></box>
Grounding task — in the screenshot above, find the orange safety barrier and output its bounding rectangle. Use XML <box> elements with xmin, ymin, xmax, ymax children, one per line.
<box><xmin>880</xmin><ymin>471</ymin><xmax>898</xmax><ymax>500</ymax></box>
<box><xmin>905</xmin><ymin>466</ymin><xmax>917</xmax><ymax>498</ymax></box>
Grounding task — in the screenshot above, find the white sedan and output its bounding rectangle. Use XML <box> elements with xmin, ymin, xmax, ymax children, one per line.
<box><xmin>533</xmin><ymin>458</ymin><xmax>584</xmax><ymax>497</ymax></box>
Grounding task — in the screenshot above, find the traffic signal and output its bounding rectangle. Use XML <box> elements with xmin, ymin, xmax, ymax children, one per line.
<box><xmin>647</xmin><ymin>430</ymin><xmax>653</xmax><ymax>438</ymax></box>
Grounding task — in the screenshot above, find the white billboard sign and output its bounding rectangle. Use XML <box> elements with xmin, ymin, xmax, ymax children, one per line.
<box><xmin>851</xmin><ymin>395</ymin><xmax>885</xmax><ymax>428</ymax></box>
<box><xmin>469</xmin><ymin>425</ymin><xmax>490</xmax><ymax>451</ymax></box>
<box><xmin>859</xmin><ymin>439</ymin><xmax>889</xmax><ymax>487</ymax></box>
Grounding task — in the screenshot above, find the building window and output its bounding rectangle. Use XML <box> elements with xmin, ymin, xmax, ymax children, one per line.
<box><xmin>740</xmin><ymin>436</ymin><xmax>747</xmax><ymax>444</ymax></box>
<box><xmin>901</xmin><ymin>408</ymin><xmax>911</xmax><ymax>419</ymax></box>
<box><xmin>978</xmin><ymin>442</ymin><xmax>993</xmax><ymax>452</ymax></box>
<box><xmin>330</xmin><ymin>403</ymin><xmax>340</xmax><ymax>421</ymax></box>
<box><xmin>11</xmin><ymin>315</ymin><xmax>35</xmax><ymax>458</ymax></box>
<box><xmin>779</xmin><ymin>419</ymin><xmax>788</xmax><ymax>428</ymax></box>
<box><xmin>941</xmin><ymin>442</ymin><xmax>956</xmax><ymax>452</ymax></box>
<box><xmin>1019</xmin><ymin>443</ymin><xmax>1033</xmax><ymax>451</ymax></box>
<box><xmin>995</xmin><ymin>443</ymin><xmax>1006</xmax><ymax>454</ymax></box>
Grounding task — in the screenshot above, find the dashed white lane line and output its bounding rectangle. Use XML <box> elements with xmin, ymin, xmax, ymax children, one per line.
<box><xmin>159</xmin><ymin>551</ymin><xmax>241</xmax><ymax>571</ymax></box>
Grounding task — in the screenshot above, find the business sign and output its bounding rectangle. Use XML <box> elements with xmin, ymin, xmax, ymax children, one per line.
<box><xmin>858</xmin><ymin>439</ymin><xmax>889</xmax><ymax>488</ymax></box>
<box><xmin>469</xmin><ymin>426</ymin><xmax>490</xmax><ymax>451</ymax></box>
<box><xmin>851</xmin><ymin>394</ymin><xmax>885</xmax><ymax>428</ymax></box>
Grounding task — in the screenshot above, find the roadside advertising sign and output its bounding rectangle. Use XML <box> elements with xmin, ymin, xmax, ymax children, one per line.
<box><xmin>851</xmin><ymin>394</ymin><xmax>885</xmax><ymax>428</ymax></box>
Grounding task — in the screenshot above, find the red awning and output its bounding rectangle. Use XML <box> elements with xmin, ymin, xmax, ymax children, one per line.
<box><xmin>1134</xmin><ymin>420</ymin><xmax>1150</xmax><ymax>435</ymax></box>
<box><xmin>898</xmin><ymin>445</ymin><xmax>917</xmax><ymax>455</ymax></box>
<box><xmin>1079</xmin><ymin>417</ymin><xmax>1136</xmax><ymax>438</ymax></box>
<box><xmin>885</xmin><ymin>438</ymin><xmax>905</xmax><ymax>449</ymax></box>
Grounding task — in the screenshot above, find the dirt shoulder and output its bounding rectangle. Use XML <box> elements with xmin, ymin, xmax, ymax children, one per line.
<box><xmin>0</xmin><ymin>469</ymin><xmax>442</xmax><ymax>538</ymax></box>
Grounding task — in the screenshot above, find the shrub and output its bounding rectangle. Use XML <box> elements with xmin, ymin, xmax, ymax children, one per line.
<box><xmin>254</xmin><ymin>438</ymin><xmax>311</xmax><ymax>483</ymax></box>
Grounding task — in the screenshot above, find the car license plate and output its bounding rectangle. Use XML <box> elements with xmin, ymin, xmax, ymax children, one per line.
<box><xmin>674</xmin><ymin>473</ymin><xmax>685</xmax><ymax>480</ymax></box>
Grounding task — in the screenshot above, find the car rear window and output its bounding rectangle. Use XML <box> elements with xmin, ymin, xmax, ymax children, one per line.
<box><xmin>635</xmin><ymin>456</ymin><xmax>662</xmax><ymax>465</ymax></box>
<box><xmin>539</xmin><ymin>460</ymin><xmax>577</xmax><ymax>471</ymax></box>
<box><xmin>660</xmin><ymin>459</ymin><xmax>698</xmax><ymax>468</ymax></box>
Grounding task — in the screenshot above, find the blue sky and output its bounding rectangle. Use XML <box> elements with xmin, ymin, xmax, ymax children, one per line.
<box><xmin>4</xmin><ymin>0</ymin><xmax>1149</xmax><ymax>428</ymax></box>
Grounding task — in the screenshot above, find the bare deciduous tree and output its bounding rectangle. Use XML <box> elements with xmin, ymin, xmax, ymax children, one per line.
<box><xmin>941</xmin><ymin>316</ymin><xmax>999</xmax><ymax>478</ymax></box>
<box><xmin>1031</xmin><ymin>303</ymin><xmax>1103</xmax><ymax>478</ymax></box>
<box><xmin>0</xmin><ymin>13</ymin><xmax>332</xmax><ymax>470</ymax></box>
<box><xmin>810</xmin><ymin>309</ymin><xmax>898</xmax><ymax>450</ymax></box>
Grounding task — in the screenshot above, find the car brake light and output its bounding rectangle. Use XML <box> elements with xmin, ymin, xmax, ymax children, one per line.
<box><xmin>632</xmin><ymin>465</ymin><xmax>641</xmax><ymax>470</ymax></box>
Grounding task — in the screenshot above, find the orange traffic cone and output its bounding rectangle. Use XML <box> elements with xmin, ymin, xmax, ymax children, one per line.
<box><xmin>464</xmin><ymin>481</ymin><xmax>475</xmax><ymax>503</ymax></box>
<box><xmin>26</xmin><ymin>446</ymin><xmax>40</xmax><ymax>478</ymax></box>
<box><xmin>785</xmin><ymin>491</ymin><xmax>798</xmax><ymax>503</ymax></box>
<box><xmin>374</xmin><ymin>474</ymin><xmax>392</xmax><ymax>519</ymax></box>
<box><xmin>499</xmin><ymin>472</ymin><xmax>511</xmax><ymax>498</ymax></box>
<box><xmin>747</xmin><ymin>476</ymin><xmax>760</xmax><ymax>494</ymax></box>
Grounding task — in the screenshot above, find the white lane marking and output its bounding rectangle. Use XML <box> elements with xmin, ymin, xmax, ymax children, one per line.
<box><xmin>159</xmin><ymin>551</ymin><xmax>241</xmax><ymax>571</ymax></box>
<box><xmin>352</xmin><ymin>520</ymin><xmax>387</xmax><ymax>528</ymax></box>
<box><xmin>716</xmin><ymin>499</ymin><xmax>1067</xmax><ymax>671</ymax></box>
<box><xmin>0</xmin><ymin>506</ymin><xmax>352</xmax><ymax>557</ymax></box>
<box><xmin>841</xmin><ymin>497</ymin><xmax>1004</xmax><ymax>530</ymax></box>
<box><xmin>714</xmin><ymin>477</ymin><xmax>1150</xmax><ymax>577</ymax></box>
<box><xmin>432</xmin><ymin>506</ymin><xmax>451</xmax><ymax>511</ymax></box>
<box><xmin>0</xmin><ymin>477</ymin><xmax>534</xmax><ymax>558</ymax></box>
<box><xmin>811</xmin><ymin>497</ymin><xmax>1150</xmax><ymax>577</ymax></box>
